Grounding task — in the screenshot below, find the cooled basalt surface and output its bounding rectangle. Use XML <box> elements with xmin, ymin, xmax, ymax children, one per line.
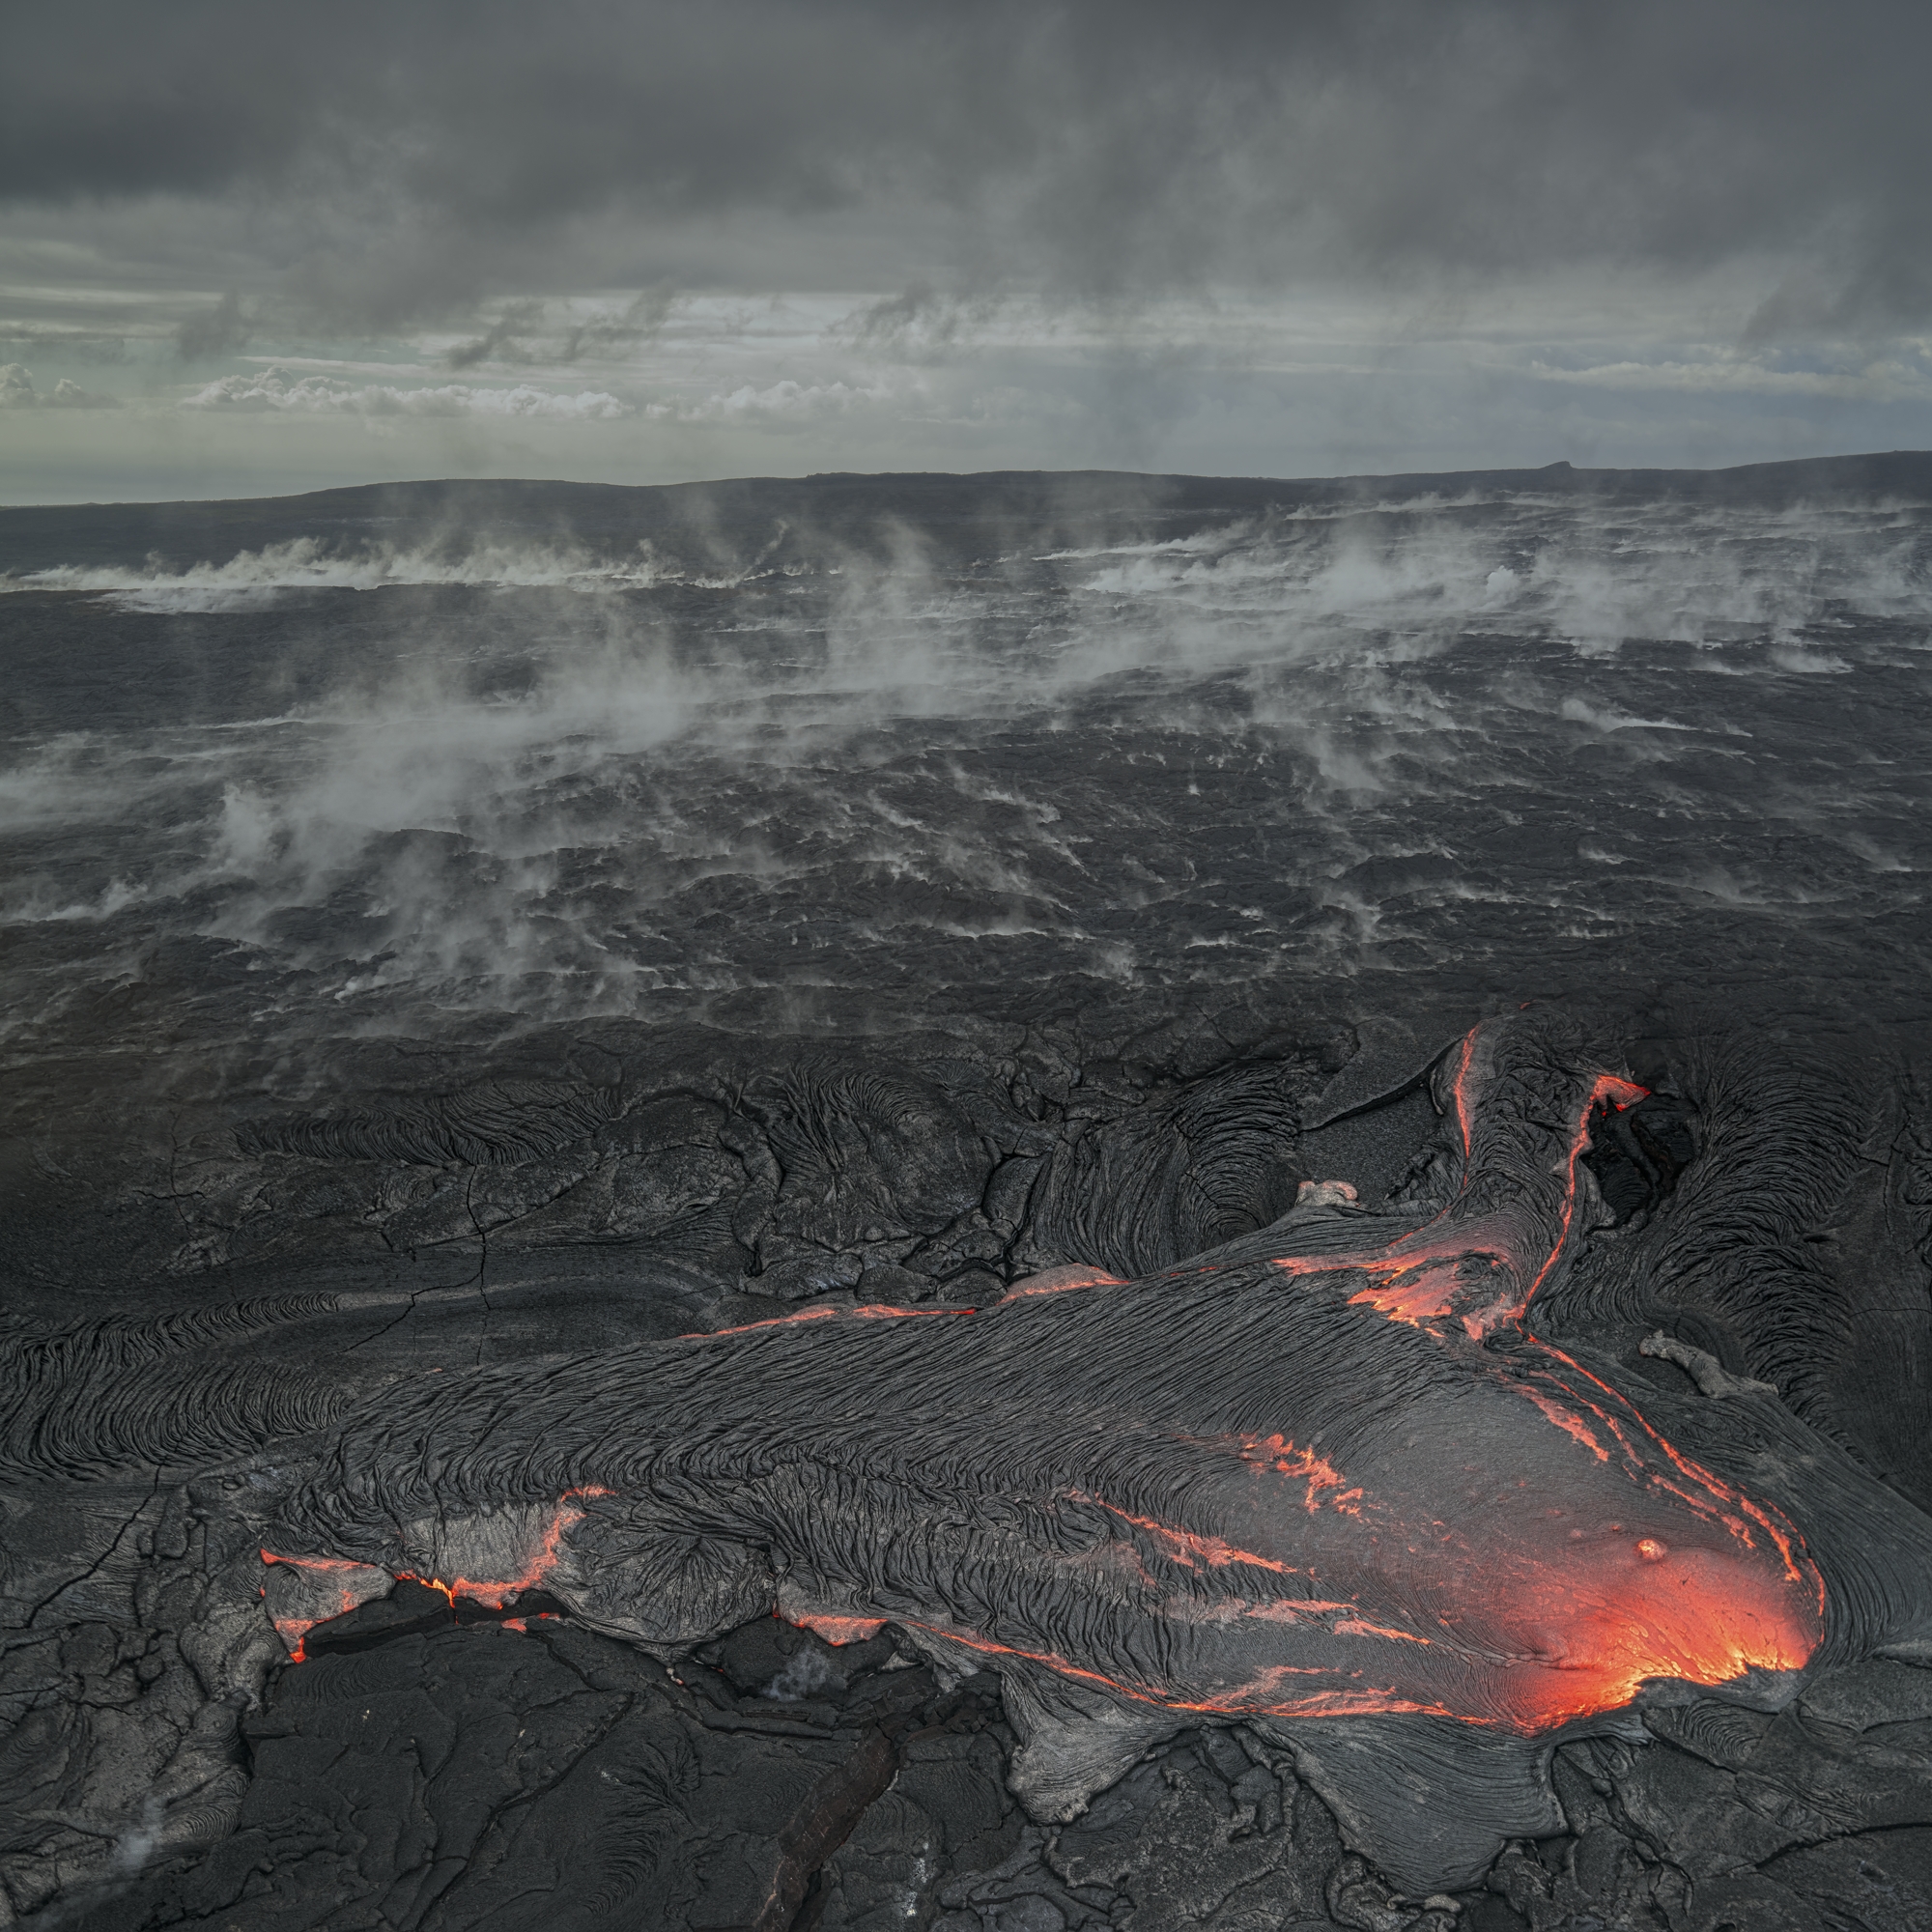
<box><xmin>6</xmin><ymin>459</ymin><xmax>1932</xmax><ymax>1929</ymax></box>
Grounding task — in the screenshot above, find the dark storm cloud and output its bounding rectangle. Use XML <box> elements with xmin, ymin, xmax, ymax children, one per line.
<box><xmin>4</xmin><ymin>0</ymin><xmax>1929</xmax><ymax>327</ymax></box>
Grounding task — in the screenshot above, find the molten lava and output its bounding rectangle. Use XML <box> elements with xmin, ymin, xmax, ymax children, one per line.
<box><xmin>761</xmin><ymin>1022</ymin><xmax>1823</xmax><ymax>1733</ymax></box>
<box><xmin>263</xmin><ymin>1487</ymin><xmax>613</xmax><ymax>1659</ymax></box>
<box><xmin>787</xmin><ymin>1613</ymin><xmax>888</xmax><ymax>1644</ymax></box>
<box><xmin>259</xmin><ymin>1550</ymin><xmax>389</xmax><ymax>1662</ymax></box>
<box><xmin>263</xmin><ymin>1016</ymin><xmax>1824</xmax><ymax>1742</ymax></box>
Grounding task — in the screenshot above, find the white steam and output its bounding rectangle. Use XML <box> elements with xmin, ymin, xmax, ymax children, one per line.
<box><xmin>2</xmin><ymin>488</ymin><xmax>1926</xmax><ymax>1036</ymax></box>
<box><xmin>7</xmin><ymin>537</ymin><xmax>676</xmax><ymax>610</ymax></box>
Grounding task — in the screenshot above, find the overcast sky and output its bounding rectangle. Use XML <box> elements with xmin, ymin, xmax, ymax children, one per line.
<box><xmin>3</xmin><ymin>0</ymin><xmax>1930</xmax><ymax>502</ymax></box>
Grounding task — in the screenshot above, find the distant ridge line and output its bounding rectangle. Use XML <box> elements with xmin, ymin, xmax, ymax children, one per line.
<box><xmin>5</xmin><ymin>450</ymin><xmax>1929</xmax><ymax>576</ymax></box>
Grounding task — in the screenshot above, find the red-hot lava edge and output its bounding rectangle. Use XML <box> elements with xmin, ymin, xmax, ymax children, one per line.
<box><xmin>261</xmin><ymin>1023</ymin><xmax>1826</xmax><ymax>1732</ymax></box>
<box><xmin>262</xmin><ymin>1489</ymin><xmax>612</xmax><ymax>1661</ymax></box>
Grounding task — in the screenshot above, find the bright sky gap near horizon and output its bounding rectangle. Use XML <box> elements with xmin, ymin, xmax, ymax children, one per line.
<box><xmin>3</xmin><ymin>0</ymin><xmax>1931</xmax><ymax>504</ymax></box>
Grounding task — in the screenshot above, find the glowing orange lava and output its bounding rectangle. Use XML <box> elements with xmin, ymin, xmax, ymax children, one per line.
<box><xmin>899</xmin><ymin>1618</ymin><xmax>1463</xmax><ymax>1723</ymax></box>
<box><xmin>263</xmin><ymin>1020</ymin><xmax>1824</xmax><ymax>1737</ymax></box>
<box><xmin>1451</xmin><ymin>1026</ymin><xmax>1478</xmax><ymax>1158</ymax></box>
<box><xmin>1235</xmin><ymin>1434</ymin><xmax>1364</xmax><ymax>1515</ymax></box>
<box><xmin>1269</xmin><ymin>1031</ymin><xmax>1645</xmax><ymax>1341</ymax></box>
<box><xmin>259</xmin><ymin>1549</ymin><xmax>389</xmax><ymax>1661</ymax></box>
<box><xmin>263</xmin><ymin>1486</ymin><xmax>614</xmax><ymax>1659</ymax></box>
<box><xmin>393</xmin><ymin>1485</ymin><xmax>613</xmax><ymax>1609</ymax></box>
<box><xmin>1081</xmin><ymin>1495</ymin><xmax>1299</xmax><ymax>1572</ymax></box>
<box><xmin>924</xmin><ymin>1024</ymin><xmax>1817</xmax><ymax>1734</ymax></box>
<box><xmin>998</xmin><ymin>1264</ymin><xmax>1130</xmax><ymax>1303</ymax></box>
<box><xmin>787</xmin><ymin>1612</ymin><xmax>888</xmax><ymax>1644</ymax></box>
<box><xmin>1518</xmin><ymin>1072</ymin><xmax>1649</xmax><ymax>1316</ymax></box>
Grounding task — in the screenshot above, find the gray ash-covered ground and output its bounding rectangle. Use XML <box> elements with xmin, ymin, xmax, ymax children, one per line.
<box><xmin>5</xmin><ymin>457</ymin><xmax>1932</xmax><ymax>1931</ymax></box>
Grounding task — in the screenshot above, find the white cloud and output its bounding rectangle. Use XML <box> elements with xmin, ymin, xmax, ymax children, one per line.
<box><xmin>1524</xmin><ymin>353</ymin><xmax>1932</xmax><ymax>404</ymax></box>
<box><xmin>179</xmin><ymin>365</ymin><xmax>633</xmax><ymax>419</ymax></box>
<box><xmin>644</xmin><ymin>376</ymin><xmax>903</xmax><ymax>425</ymax></box>
<box><xmin>0</xmin><ymin>363</ymin><xmax>122</xmax><ymax>408</ymax></box>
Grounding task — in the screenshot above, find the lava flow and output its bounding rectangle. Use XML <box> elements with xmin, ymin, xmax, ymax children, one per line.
<box><xmin>848</xmin><ymin>1366</ymin><xmax>1824</xmax><ymax>1737</ymax></box>
<box><xmin>1273</xmin><ymin>1035</ymin><xmax>1646</xmax><ymax>1340</ymax></box>
<box><xmin>762</xmin><ymin>1021</ymin><xmax>1825</xmax><ymax>1734</ymax></box>
<box><xmin>1213</xmin><ymin>1019</ymin><xmax>1828</xmax><ymax>1727</ymax></box>
<box><xmin>259</xmin><ymin>1550</ymin><xmax>390</xmax><ymax>1662</ymax></box>
<box><xmin>255</xmin><ymin>1013</ymin><xmax>1825</xmax><ymax>1743</ymax></box>
<box><xmin>262</xmin><ymin>1487</ymin><xmax>611</xmax><ymax>1660</ymax></box>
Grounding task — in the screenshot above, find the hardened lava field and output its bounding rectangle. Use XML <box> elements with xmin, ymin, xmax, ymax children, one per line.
<box><xmin>7</xmin><ymin>457</ymin><xmax>1932</xmax><ymax>1931</ymax></box>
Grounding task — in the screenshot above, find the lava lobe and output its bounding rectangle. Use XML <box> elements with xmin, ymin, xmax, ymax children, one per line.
<box><xmin>264</xmin><ymin>1016</ymin><xmax>1823</xmax><ymax>1750</ymax></box>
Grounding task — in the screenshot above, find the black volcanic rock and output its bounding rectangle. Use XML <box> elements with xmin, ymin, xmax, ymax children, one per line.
<box><xmin>5</xmin><ymin>459</ymin><xmax>1932</xmax><ymax>1930</ymax></box>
